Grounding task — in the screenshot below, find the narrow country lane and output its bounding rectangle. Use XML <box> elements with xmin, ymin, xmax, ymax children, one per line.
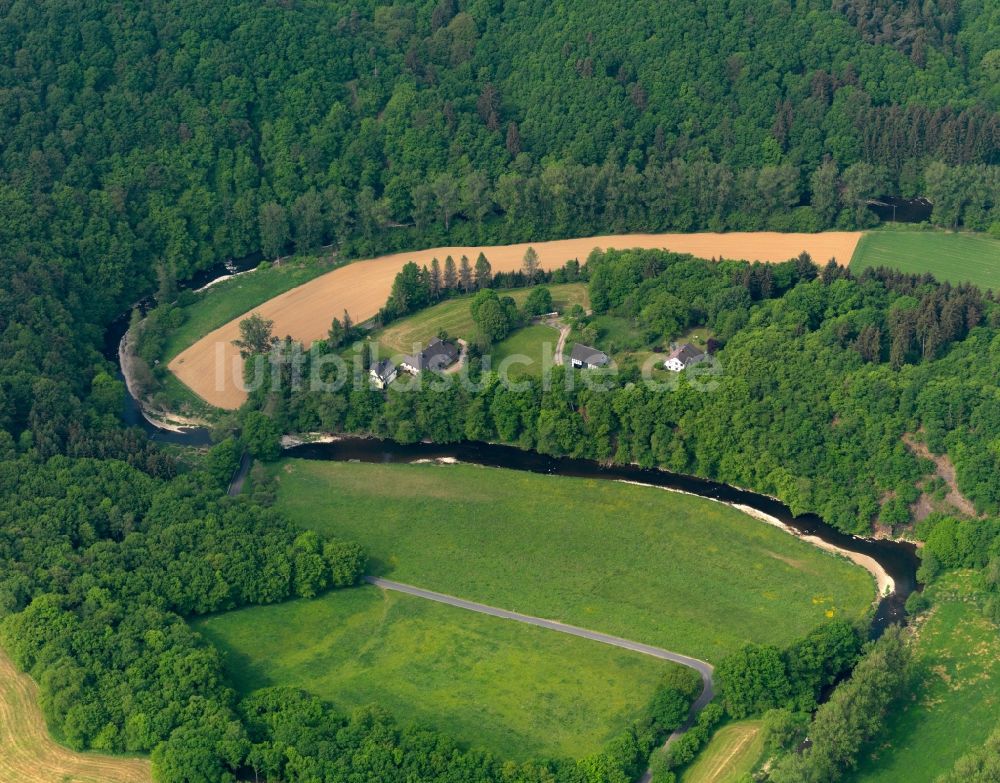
<box><xmin>552</xmin><ymin>320</ymin><xmax>571</xmax><ymax>365</ymax></box>
<box><xmin>365</xmin><ymin>576</ymin><xmax>715</xmax><ymax>777</ymax></box>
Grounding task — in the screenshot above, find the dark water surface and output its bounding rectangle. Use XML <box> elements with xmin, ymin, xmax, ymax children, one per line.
<box><xmin>102</xmin><ymin>255</ymin><xmax>261</xmax><ymax>445</ymax></box>
<box><xmin>103</xmin><ymin>257</ymin><xmax>919</xmax><ymax>637</ymax></box>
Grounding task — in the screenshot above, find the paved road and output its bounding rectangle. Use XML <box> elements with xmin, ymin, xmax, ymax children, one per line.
<box><xmin>366</xmin><ymin>575</ymin><xmax>714</xmax><ymax>777</ymax></box>
<box><xmin>227</xmin><ymin>451</ymin><xmax>253</xmax><ymax>497</ymax></box>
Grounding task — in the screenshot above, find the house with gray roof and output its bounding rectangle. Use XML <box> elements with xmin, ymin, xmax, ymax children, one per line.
<box><xmin>401</xmin><ymin>338</ymin><xmax>459</xmax><ymax>374</ymax></box>
<box><xmin>369</xmin><ymin>358</ymin><xmax>398</xmax><ymax>389</ymax></box>
<box><xmin>569</xmin><ymin>343</ymin><xmax>610</xmax><ymax>369</ymax></box>
<box><xmin>664</xmin><ymin>343</ymin><xmax>705</xmax><ymax>372</ymax></box>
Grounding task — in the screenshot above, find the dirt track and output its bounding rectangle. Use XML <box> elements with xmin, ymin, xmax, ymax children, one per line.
<box><xmin>0</xmin><ymin>649</ymin><xmax>151</xmax><ymax>783</ymax></box>
<box><xmin>169</xmin><ymin>232</ymin><xmax>861</xmax><ymax>409</ymax></box>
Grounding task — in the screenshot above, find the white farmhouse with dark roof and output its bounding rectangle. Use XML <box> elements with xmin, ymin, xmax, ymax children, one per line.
<box><xmin>664</xmin><ymin>343</ymin><xmax>705</xmax><ymax>372</ymax></box>
<box><xmin>401</xmin><ymin>338</ymin><xmax>459</xmax><ymax>374</ymax></box>
<box><xmin>369</xmin><ymin>358</ymin><xmax>398</xmax><ymax>389</ymax></box>
<box><xmin>569</xmin><ymin>343</ymin><xmax>609</xmax><ymax>369</ymax></box>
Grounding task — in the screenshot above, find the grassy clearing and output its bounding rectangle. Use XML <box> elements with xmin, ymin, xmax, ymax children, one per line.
<box><xmin>270</xmin><ymin>460</ymin><xmax>874</xmax><ymax>663</ymax></box>
<box><xmin>0</xmin><ymin>648</ymin><xmax>151</xmax><ymax>783</ymax></box>
<box><xmin>585</xmin><ymin>314</ymin><xmax>652</xmax><ymax>352</ymax></box>
<box><xmin>850</xmin><ymin>572</ymin><xmax>1000</xmax><ymax>783</ymax></box>
<box><xmin>490</xmin><ymin>323</ymin><xmax>561</xmax><ymax>379</ymax></box>
<box><xmin>376</xmin><ymin>283</ymin><xmax>587</xmax><ymax>355</ymax></box>
<box><xmin>681</xmin><ymin>720</ymin><xmax>765</xmax><ymax>783</ymax></box>
<box><xmin>570</xmin><ymin>314</ymin><xmax>716</xmax><ymax>361</ymax></box>
<box><xmin>193</xmin><ymin>585</ymin><xmax>675</xmax><ymax>761</ymax></box>
<box><xmin>849</xmin><ymin>230</ymin><xmax>1000</xmax><ymax>291</ymax></box>
<box><xmin>162</xmin><ymin>255</ymin><xmax>336</xmax><ymax>361</ymax></box>
<box><xmin>676</xmin><ymin>327</ymin><xmax>715</xmax><ymax>351</ymax></box>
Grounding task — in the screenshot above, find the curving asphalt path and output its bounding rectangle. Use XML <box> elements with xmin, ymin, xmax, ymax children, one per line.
<box><xmin>365</xmin><ymin>576</ymin><xmax>714</xmax><ymax>779</ymax></box>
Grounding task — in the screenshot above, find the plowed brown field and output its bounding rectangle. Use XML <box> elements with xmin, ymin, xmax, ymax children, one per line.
<box><xmin>0</xmin><ymin>649</ymin><xmax>151</xmax><ymax>783</ymax></box>
<box><xmin>169</xmin><ymin>232</ymin><xmax>860</xmax><ymax>408</ymax></box>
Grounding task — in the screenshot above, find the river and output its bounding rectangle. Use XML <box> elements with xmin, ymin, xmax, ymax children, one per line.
<box><xmin>285</xmin><ymin>437</ymin><xmax>917</xmax><ymax>635</ymax></box>
<box><xmin>102</xmin><ymin>258</ymin><xmax>920</xmax><ymax>637</ymax></box>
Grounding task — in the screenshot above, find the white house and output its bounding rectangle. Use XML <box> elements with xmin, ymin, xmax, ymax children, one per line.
<box><xmin>665</xmin><ymin>343</ymin><xmax>705</xmax><ymax>372</ymax></box>
<box><xmin>369</xmin><ymin>359</ymin><xmax>398</xmax><ymax>389</ymax></box>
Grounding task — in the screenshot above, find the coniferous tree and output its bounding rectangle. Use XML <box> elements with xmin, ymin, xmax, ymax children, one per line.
<box><xmin>443</xmin><ymin>255</ymin><xmax>458</xmax><ymax>290</ymax></box>
<box><xmin>430</xmin><ymin>257</ymin><xmax>442</xmax><ymax>296</ymax></box>
<box><xmin>474</xmin><ymin>252</ymin><xmax>492</xmax><ymax>288</ymax></box>
<box><xmin>522</xmin><ymin>246</ymin><xmax>540</xmax><ymax>281</ymax></box>
<box><xmin>459</xmin><ymin>255</ymin><xmax>473</xmax><ymax>292</ymax></box>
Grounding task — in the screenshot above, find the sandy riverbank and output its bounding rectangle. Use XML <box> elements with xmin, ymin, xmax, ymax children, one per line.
<box><xmin>617</xmin><ymin>480</ymin><xmax>893</xmax><ymax>600</ymax></box>
<box><xmin>118</xmin><ymin>330</ymin><xmax>209</xmax><ymax>434</ymax></box>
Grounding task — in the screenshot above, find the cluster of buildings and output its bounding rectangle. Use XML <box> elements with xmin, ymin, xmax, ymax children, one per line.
<box><xmin>369</xmin><ymin>337</ymin><xmax>707</xmax><ymax>388</ymax></box>
<box><xmin>569</xmin><ymin>341</ymin><xmax>706</xmax><ymax>372</ymax></box>
<box><xmin>369</xmin><ymin>338</ymin><xmax>460</xmax><ymax>388</ymax></box>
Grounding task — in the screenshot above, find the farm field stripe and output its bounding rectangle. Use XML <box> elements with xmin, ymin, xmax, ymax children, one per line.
<box><xmin>0</xmin><ymin>648</ymin><xmax>151</xmax><ymax>783</ymax></box>
<box><xmin>169</xmin><ymin>231</ymin><xmax>861</xmax><ymax>408</ymax></box>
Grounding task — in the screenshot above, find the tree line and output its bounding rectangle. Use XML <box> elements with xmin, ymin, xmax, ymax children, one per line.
<box><xmin>0</xmin><ymin>0</ymin><xmax>997</xmax><ymax>471</ymax></box>
<box><xmin>249</xmin><ymin>248</ymin><xmax>1000</xmax><ymax>535</ymax></box>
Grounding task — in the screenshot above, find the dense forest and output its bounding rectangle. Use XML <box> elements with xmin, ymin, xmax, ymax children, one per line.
<box><xmin>1</xmin><ymin>0</ymin><xmax>999</xmax><ymax>459</ymax></box>
<box><xmin>0</xmin><ymin>0</ymin><xmax>999</xmax><ymax>780</ymax></box>
<box><xmin>252</xmin><ymin>250</ymin><xmax>1000</xmax><ymax>535</ymax></box>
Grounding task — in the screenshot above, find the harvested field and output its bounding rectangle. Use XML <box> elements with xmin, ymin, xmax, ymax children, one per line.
<box><xmin>169</xmin><ymin>232</ymin><xmax>860</xmax><ymax>408</ymax></box>
<box><xmin>0</xmin><ymin>649</ymin><xmax>151</xmax><ymax>783</ymax></box>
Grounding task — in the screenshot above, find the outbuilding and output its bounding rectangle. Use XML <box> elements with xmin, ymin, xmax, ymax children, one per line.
<box><xmin>570</xmin><ymin>343</ymin><xmax>610</xmax><ymax>369</ymax></box>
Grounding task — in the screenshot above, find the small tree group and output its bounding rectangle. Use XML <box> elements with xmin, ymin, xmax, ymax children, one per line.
<box><xmin>470</xmin><ymin>288</ymin><xmax>519</xmax><ymax>346</ymax></box>
<box><xmin>232</xmin><ymin>313</ymin><xmax>277</xmax><ymax>358</ymax></box>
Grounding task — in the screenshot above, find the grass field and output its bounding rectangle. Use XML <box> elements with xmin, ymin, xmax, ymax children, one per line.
<box><xmin>490</xmin><ymin>323</ymin><xmax>561</xmax><ymax>379</ymax></box>
<box><xmin>162</xmin><ymin>255</ymin><xmax>336</xmax><ymax>362</ymax></box>
<box><xmin>194</xmin><ymin>585</ymin><xmax>676</xmax><ymax>761</ymax></box>
<box><xmin>268</xmin><ymin>460</ymin><xmax>875</xmax><ymax>663</ymax></box>
<box><xmin>583</xmin><ymin>314</ymin><xmax>653</xmax><ymax>352</ymax></box>
<box><xmin>376</xmin><ymin>283</ymin><xmax>586</xmax><ymax>355</ymax></box>
<box><xmin>849</xmin><ymin>230</ymin><xmax>1000</xmax><ymax>290</ymax></box>
<box><xmin>0</xmin><ymin>649</ymin><xmax>151</xmax><ymax>783</ymax></box>
<box><xmin>681</xmin><ymin>720</ymin><xmax>765</xmax><ymax>783</ymax></box>
<box><xmin>850</xmin><ymin>572</ymin><xmax>1000</xmax><ymax>783</ymax></box>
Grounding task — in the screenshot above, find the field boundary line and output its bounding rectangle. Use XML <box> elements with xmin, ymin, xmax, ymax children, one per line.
<box><xmin>365</xmin><ymin>575</ymin><xmax>714</xmax><ymax>780</ymax></box>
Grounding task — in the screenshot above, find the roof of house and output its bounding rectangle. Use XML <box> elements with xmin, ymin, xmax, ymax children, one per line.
<box><xmin>570</xmin><ymin>343</ymin><xmax>609</xmax><ymax>367</ymax></box>
<box><xmin>371</xmin><ymin>358</ymin><xmax>396</xmax><ymax>379</ymax></box>
<box><xmin>666</xmin><ymin>343</ymin><xmax>705</xmax><ymax>364</ymax></box>
<box><xmin>404</xmin><ymin>338</ymin><xmax>459</xmax><ymax>371</ymax></box>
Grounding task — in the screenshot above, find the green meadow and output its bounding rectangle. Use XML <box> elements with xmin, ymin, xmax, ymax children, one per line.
<box><xmin>376</xmin><ymin>282</ymin><xmax>587</xmax><ymax>355</ymax></box>
<box><xmin>162</xmin><ymin>254</ymin><xmax>336</xmax><ymax>361</ymax></box>
<box><xmin>489</xmin><ymin>323</ymin><xmax>561</xmax><ymax>379</ymax></box>
<box><xmin>850</xmin><ymin>572</ymin><xmax>1000</xmax><ymax>783</ymax></box>
<box><xmin>849</xmin><ymin>230</ymin><xmax>1000</xmax><ymax>291</ymax></box>
<box><xmin>267</xmin><ymin>460</ymin><xmax>875</xmax><ymax>663</ymax></box>
<box><xmin>194</xmin><ymin>585</ymin><xmax>675</xmax><ymax>761</ymax></box>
